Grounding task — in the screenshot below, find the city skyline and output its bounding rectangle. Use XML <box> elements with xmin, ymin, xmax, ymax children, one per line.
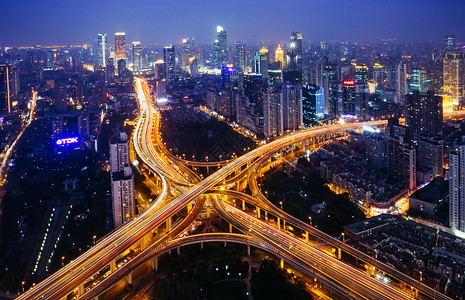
<box><xmin>2</xmin><ymin>0</ymin><xmax>465</xmax><ymax>46</ymax></box>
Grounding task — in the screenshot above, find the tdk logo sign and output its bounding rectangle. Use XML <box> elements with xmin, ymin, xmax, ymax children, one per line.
<box><xmin>56</xmin><ymin>137</ymin><xmax>79</xmax><ymax>145</ymax></box>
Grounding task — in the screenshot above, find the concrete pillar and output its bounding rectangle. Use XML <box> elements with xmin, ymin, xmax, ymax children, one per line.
<box><xmin>166</xmin><ymin>217</ymin><xmax>172</xmax><ymax>231</ymax></box>
<box><xmin>277</xmin><ymin>217</ymin><xmax>281</xmax><ymax>230</ymax></box>
<box><xmin>247</xmin><ymin>245</ymin><xmax>251</xmax><ymax>256</ymax></box>
<box><xmin>200</xmin><ymin>242</ymin><xmax>204</xmax><ymax>250</ymax></box>
<box><xmin>206</xmin><ymin>207</ymin><xmax>211</xmax><ymax>218</ymax></box>
<box><xmin>280</xmin><ymin>259</ymin><xmax>284</xmax><ymax>269</ymax></box>
<box><xmin>187</xmin><ymin>202</ymin><xmax>193</xmax><ymax>213</ymax></box>
<box><xmin>177</xmin><ymin>247</ymin><xmax>180</xmax><ymax>255</ymax></box>
<box><xmin>110</xmin><ymin>259</ymin><xmax>116</xmax><ymax>272</ymax></box>
<box><xmin>224</xmin><ymin>241</ymin><xmax>227</xmax><ymax>247</ymax></box>
<box><xmin>92</xmin><ymin>296</ymin><xmax>98</xmax><ymax>300</ymax></box>
<box><xmin>305</xmin><ymin>231</ymin><xmax>309</xmax><ymax>243</ymax></box>
<box><xmin>256</xmin><ymin>208</ymin><xmax>260</xmax><ymax>219</ymax></box>
<box><xmin>264</xmin><ymin>210</ymin><xmax>268</xmax><ymax>220</ymax></box>
<box><xmin>127</xmin><ymin>272</ymin><xmax>133</xmax><ymax>285</ymax></box>
<box><xmin>151</xmin><ymin>256</ymin><xmax>158</xmax><ymax>271</ymax></box>
<box><xmin>283</xmin><ymin>219</ymin><xmax>286</xmax><ymax>229</ymax></box>
<box><xmin>242</xmin><ymin>200</ymin><xmax>245</xmax><ymax>210</ymax></box>
<box><xmin>229</xmin><ymin>223</ymin><xmax>233</xmax><ymax>233</ymax></box>
<box><xmin>337</xmin><ymin>248</ymin><xmax>342</xmax><ymax>260</ymax></box>
<box><xmin>77</xmin><ymin>283</ymin><xmax>84</xmax><ymax>297</ymax></box>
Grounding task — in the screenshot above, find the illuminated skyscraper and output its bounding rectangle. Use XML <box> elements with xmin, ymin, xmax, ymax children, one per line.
<box><xmin>354</xmin><ymin>65</ymin><xmax>368</xmax><ymax>84</ymax></box>
<box><xmin>275</xmin><ymin>44</ymin><xmax>284</xmax><ymax>69</ymax></box>
<box><xmin>115</xmin><ymin>32</ymin><xmax>126</xmax><ymax>62</ymax></box>
<box><xmin>405</xmin><ymin>90</ymin><xmax>443</xmax><ymax>140</ymax></box>
<box><xmin>290</xmin><ymin>32</ymin><xmax>302</xmax><ymax>69</ymax></box>
<box><xmin>284</xmin><ymin>32</ymin><xmax>303</xmax><ymax>84</ymax></box>
<box><xmin>181</xmin><ymin>38</ymin><xmax>191</xmax><ymax>70</ymax></box>
<box><xmin>409</xmin><ymin>68</ymin><xmax>431</xmax><ymax>93</ymax></box>
<box><xmin>213</xmin><ymin>26</ymin><xmax>227</xmax><ymax>68</ymax></box>
<box><xmin>443</xmin><ymin>51</ymin><xmax>464</xmax><ymax>106</ymax></box>
<box><xmin>235</xmin><ymin>41</ymin><xmax>246</xmax><ymax>72</ymax></box>
<box><xmin>449</xmin><ymin>141</ymin><xmax>465</xmax><ymax>234</ymax></box>
<box><xmin>0</xmin><ymin>64</ymin><xmax>12</xmax><ymax>114</ymax></box>
<box><xmin>132</xmin><ymin>41</ymin><xmax>142</xmax><ymax>72</ymax></box>
<box><xmin>281</xmin><ymin>84</ymin><xmax>303</xmax><ymax>131</ymax></box>
<box><xmin>163</xmin><ymin>45</ymin><xmax>175</xmax><ymax>83</ymax></box>
<box><xmin>258</xmin><ymin>46</ymin><xmax>269</xmax><ymax>78</ymax></box>
<box><xmin>444</xmin><ymin>34</ymin><xmax>456</xmax><ymax>49</ymax></box>
<box><xmin>97</xmin><ymin>33</ymin><xmax>109</xmax><ymax>67</ymax></box>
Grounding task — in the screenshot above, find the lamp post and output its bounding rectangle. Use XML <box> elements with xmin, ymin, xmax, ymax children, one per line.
<box><xmin>308</xmin><ymin>216</ymin><xmax>312</xmax><ymax>226</ymax></box>
<box><xmin>61</xmin><ymin>256</ymin><xmax>65</xmax><ymax>267</ymax></box>
<box><xmin>279</xmin><ymin>201</ymin><xmax>283</xmax><ymax>210</ymax></box>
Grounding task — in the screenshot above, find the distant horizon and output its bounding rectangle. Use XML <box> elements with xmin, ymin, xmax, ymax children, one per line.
<box><xmin>1</xmin><ymin>0</ymin><xmax>464</xmax><ymax>46</ymax></box>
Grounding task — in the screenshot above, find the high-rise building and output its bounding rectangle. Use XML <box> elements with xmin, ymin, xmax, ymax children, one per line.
<box><xmin>163</xmin><ymin>45</ymin><xmax>175</xmax><ymax>83</ymax></box>
<box><xmin>213</xmin><ymin>26</ymin><xmax>228</xmax><ymax>68</ymax></box>
<box><xmin>444</xmin><ymin>34</ymin><xmax>456</xmax><ymax>49</ymax></box>
<box><xmin>115</xmin><ymin>32</ymin><xmax>127</xmax><ymax>62</ymax></box>
<box><xmin>290</xmin><ymin>31</ymin><xmax>303</xmax><ymax>67</ymax></box>
<box><xmin>263</xmin><ymin>90</ymin><xmax>283</xmax><ymax>138</ymax></box>
<box><xmin>417</xmin><ymin>137</ymin><xmax>443</xmax><ymax>177</ymax></box>
<box><xmin>387</xmin><ymin>135</ymin><xmax>416</xmax><ymax>190</ymax></box>
<box><xmin>330</xmin><ymin>80</ymin><xmax>368</xmax><ymax>120</ymax></box>
<box><xmin>405</xmin><ymin>90</ymin><xmax>443</xmax><ymax>139</ymax></box>
<box><xmin>443</xmin><ymin>51</ymin><xmax>464</xmax><ymax>106</ymax></box>
<box><xmin>410</xmin><ymin>68</ymin><xmax>431</xmax><ymax>93</ymax></box>
<box><xmin>284</xmin><ymin>33</ymin><xmax>303</xmax><ymax>84</ymax></box>
<box><xmin>395</xmin><ymin>63</ymin><xmax>408</xmax><ymax>105</ymax></box>
<box><xmin>449</xmin><ymin>140</ymin><xmax>465</xmax><ymax>234</ymax></box>
<box><xmin>258</xmin><ymin>46</ymin><xmax>269</xmax><ymax>78</ymax></box>
<box><xmin>181</xmin><ymin>38</ymin><xmax>191</xmax><ymax>71</ymax></box>
<box><xmin>354</xmin><ymin>65</ymin><xmax>368</xmax><ymax>84</ymax></box>
<box><xmin>0</xmin><ymin>64</ymin><xmax>12</xmax><ymax>114</ymax></box>
<box><xmin>109</xmin><ymin>132</ymin><xmax>135</xmax><ymax>228</ymax></box>
<box><xmin>97</xmin><ymin>33</ymin><xmax>109</xmax><ymax>67</ymax></box>
<box><xmin>275</xmin><ymin>44</ymin><xmax>284</xmax><ymax>69</ymax></box>
<box><xmin>281</xmin><ymin>84</ymin><xmax>303</xmax><ymax>131</ymax></box>
<box><xmin>132</xmin><ymin>41</ymin><xmax>142</xmax><ymax>72</ymax></box>
<box><xmin>302</xmin><ymin>84</ymin><xmax>324</xmax><ymax>125</ymax></box>
<box><xmin>235</xmin><ymin>41</ymin><xmax>246</xmax><ymax>72</ymax></box>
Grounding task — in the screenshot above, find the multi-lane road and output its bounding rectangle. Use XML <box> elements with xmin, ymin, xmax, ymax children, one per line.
<box><xmin>17</xmin><ymin>77</ymin><xmax>451</xmax><ymax>300</ymax></box>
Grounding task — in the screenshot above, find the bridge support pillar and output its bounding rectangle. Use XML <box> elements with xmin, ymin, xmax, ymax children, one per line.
<box><xmin>77</xmin><ymin>283</ymin><xmax>84</xmax><ymax>297</ymax></box>
<box><xmin>229</xmin><ymin>223</ymin><xmax>233</xmax><ymax>233</ymax></box>
<box><xmin>256</xmin><ymin>208</ymin><xmax>261</xmax><ymax>219</ymax></box>
<box><xmin>92</xmin><ymin>296</ymin><xmax>98</xmax><ymax>300</ymax></box>
<box><xmin>127</xmin><ymin>272</ymin><xmax>133</xmax><ymax>285</ymax></box>
<box><xmin>337</xmin><ymin>248</ymin><xmax>342</xmax><ymax>260</ymax></box>
<box><xmin>200</xmin><ymin>242</ymin><xmax>204</xmax><ymax>250</ymax></box>
<box><xmin>166</xmin><ymin>217</ymin><xmax>172</xmax><ymax>231</ymax></box>
<box><xmin>224</xmin><ymin>241</ymin><xmax>227</xmax><ymax>247</ymax></box>
<box><xmin>187</xmin><ymin>202</ymin><xmax>193</xmax><ymax>213</ymax></box>
<box><xmin>110</xmin><ymin>259</ymin><xmax>116</xmax><ymax>272</ymax></box>
<box><xmin>305</xmin><ymin>232</ymin><xmax>309</xmax><ymax>243</ymax></box>
<box><xmin>277</xmin><ymin>217</ymin><xmax>280</xmax><ymax>230</ymax></box>
<box><xmin>247</xmin><ymin>245</ymin><xmax>251</xmax><ymax>256</ymax></box>
<box><xmin>206</xmin><ymin>207</ymin><xmax>211</xmax><ymax>218</ymax></box>
<box><xmin>280</xmin><ymin>259</ymin><xmax>284</xmax><ymax>269</ymax></box>
<box><xmin>177</xmin><ymin>247</ymin><xmax>181</xmax><ymax>255</ymax></box>
<box><xmin>242</xmin><ymin>200</ymin><xmax>245</xmax><ymax>211</ymax></box>
<box><xmin>151</xmin><ymin>256</ymin><xmax>158</xmax><ymax>271</ymax></box>
<box><xmin>264</xmin><ymin>210</ymin><xmax>268</xmax><ymax>220</ymax></box>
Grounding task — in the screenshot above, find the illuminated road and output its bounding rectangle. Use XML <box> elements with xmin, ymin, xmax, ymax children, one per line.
<box><xmin>17</xmin><ymin>77</ymin><xmax>453</xmax><ymax>300</ymax></box>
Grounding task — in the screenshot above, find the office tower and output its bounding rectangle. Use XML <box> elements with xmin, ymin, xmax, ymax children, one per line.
<box><xmin>0</xmin><ymin>64</ymin><xmax>12</xmax><ymax>114</ymax></box>
<box><xmin>105</xmin><ymin>56</ymin><xmax>115</xmax><ymax>85</ymax></box>
<box><xmin>154</xmin><ymin>60</ymin><xmax>166</xmax><ymax>80</ymax></box>
<box><xmin>189</xmin><ymin>57</ymin><xmax>199</xmax><ymax>77</ymax></box>
<box><xmin>417</xmin><ymin>137</ymin><xmax>443</xmax><ymax>177</ymax></box>
<box><xmin>443</xmin><ymin>51</ymin><xmax>464</xmax><ymax>106</ymax></box>
<box><xmin>163</xmin><ymin>45</ymin><xmax>175</xmax><ymax>83</ymax></box>
<box><xmin>395</xmin><ymin>63</ymin><xmax>408</xmax><ymax>105</ymax></box>
<box><xmin>450</xmin><ymin>141</ymin><xmax>465</xmax><ymax>234</ymax></box>
<box><xmin>97</xmin><ymin>33</ymin><xmax>109</xmax><ymax>67</ymax></box>
<box><xmin>217</xmin><ymin>26</ymin><xmax>228</xmax><ymax>66</ymax></box>
<box><xmin>275</xmin><ymin>44</ymin><xmax>284</xmax><ymax>69</ymax></box>
<box><xmin>258</xmin><ymin>46</ymin><xmax>269</xmax><ymax>78</ymax></box>
<box><xmin>46</xmin><ymin>50</ymin><xmax>56</xmax><ymax>69</ymax></box>
<box><xmin>156</xmin><ymin>79</ymin><xmax>167</xmax><ymax>100</ymax></box>
<box><xmin>372</xmin><ymin>63</ymin><xmax>384</xmax><ymax>87</ymax></box>
<box><xmin>410</xmin><ymin>68</ymin><xmax>431</xmax><ymax>93</ymax></box>
<box><xmin>405</xmin><ymin>90</ymin><xmax>443</xmax><ymax>139</ymax></box>
<box><xmin>354</xmin><ymin>65</ymin><xmax>368</xmax><ymax>84</ymax></box>
<box><xmin>117</xmin><ymin>59</ymin><xmax>127</xmax><ymax>78</ymax></box>
<box><xmin>110</xmin><ymin>132</ymin><xmax>135</xmax><ymax>228</ymax></box>
<box><xmin>182</xmin><ymin>38</ymin><xmax>190</xmax><ymax>70</ymax></box>
<box><xmin>115</xmin><ymin>32</ymin><xmax>126</xmax><ymax>62</ymax></box>
<box><xmin>281</xmin><ymin>84</ymin><xmax>303</xmax><ymax>131</ymax></box>
<box><xmin>365</xmin><ymin>134</ymin><xmax>386</xmax><ymax>170</ymax></box>
<box><xmin>284</xmin><ymin>34</ymin><xmax>303</xmax><ymax>84</ymax></box>
<box><xmin>302</xmin><ymin>84</ymin><xmax>324</xmax><ymax>125</ymax></box>
<box><xmin>330</xmin><ymin>80</ymin><xmax>368</xmax><ymax>120</ymax></box>
<box><xmin>444</xmin><ymin>34</ymin><xmax>456</xmax><ymax>48</ymax></box>
<box><xmin>290</xmin><ymin>32</ymin><xmax>303</xmax><ymax>68</ymax></box>
<box><xmin>235</xmin><ymin>41</ymin><xmax>246</xmax><ymax>72</ymax></box>
<box><xmin>264</xmin><ymin>90</ymin><xmax>283</xmax><ymax>138</ymax></box>
<box><xmin>132</xmin><ymin>41</ymin><xmax>142</xmax><ymax>72</ymax></box>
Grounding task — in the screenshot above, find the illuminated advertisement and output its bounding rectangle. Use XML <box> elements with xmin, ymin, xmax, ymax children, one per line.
<box><xmin>56</xmin><ymin>137</ymin><xmax>79</xmax><ymax>146</ymax></box>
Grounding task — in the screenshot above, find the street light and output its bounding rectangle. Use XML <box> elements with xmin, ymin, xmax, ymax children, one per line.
<box><xmin>22</xmin><ymin>281</ymin><xmax>25</xmax><ymax>293</ymax></box>
<box><xmin>308</xmin><ymin>216</ymin><xmax>312</xmax><ymax>226</ymax></box>
<box><xmin>93</xmin><ymin>235</ymin><xmax>97</xmax><ymax>245</ymax></box>
<box><xmin>61</xmin><ymin>256</ymin><xmax>65</xmax><ymax>267</ymax></box>
<box><xmin>279</xmin><ymin>201</ymin><xmax>283</xmax><ymax>210</ymax></box>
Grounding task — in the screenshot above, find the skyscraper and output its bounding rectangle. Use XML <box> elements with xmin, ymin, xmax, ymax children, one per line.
<box><xmin>110</xmin><ymin>132</ymin><xmax>135</xmax><ymax>228</ymax></box>
<box><xmin>115</xmin><ymin>32</ymin><xmax>126</xmax><ymax>63</ymax></box>
<box><xmin>290</xmin><ymin>31</ymin><xmax>303</xmax><ymax>65</ymax></box>
<box><xmin>163</xmin><ymin>45</ymin><xmax>175</xmax><ymax>83</ymax></box>
<box><xmin>181</xmin><ymin>38</ymin><xmax>191</xmax><ymax>71</ymax></box>
<box><xmin>354</xmin><ymin>65</ymin><xmax>368</xmax><ymax>84</ymax></box>
<box><xmin>235</xmin><ymin>41</ymin><xmax>246</xmax><ymax>72</ymax></box>
<box><xmin>258</xmin><ymin>46</ymin><xmax>269</xmax><ymax>78</ymax></box>
<box><xmin>132</xmin><ymin>41</ymin><xmax>142</xmax><ymax>72</ymax></box>
<box><xmin>405</xmin><ymin>90</ymin><xmax>443</xmax><ymax>139</ymax></box>
<box><xmin>264</xmin><ymin>90</ymin><xmax>283</xmax><ymax>138</ymax></box>
<box><xmin>444</xmin><ymin>34</ymin><xmax>456</xmax><ymax>49</ymax></box>
<box><xmin>449</xmin><ymin>141</ymin><xmax>465</xmax><ymax>234</ymax></box>
<box><xmin>395</xmin><ymin>62</ymin><xmax>408</xmax><ymax>105</ymax></box>
<box><xmin>0</xmin><ymin>64</ymin><xmax>12</xmax><ymax>114</ymax></box>
<box><xmin>275</xmin><ymin>45</ymin><xmax>284</xmax><ymax>69</ymax></box>
<box><xmin>302</xmin><ymin>84</ymin><xmax>325</xmax><ymax>125</ymax></box>
<box><xmin>443</xmin><ymin>51</ymin><xmax>464</xmax><ymax>106</ymax></box>
<box><xmin>284</xmin><ymin>33</ymin><xmax>303</xmax><ymax>84</ymax></box>
<box><xmin>97</xmin><ymin>33</ymin><xmax>109</xmax><ymax>67</ymax></box>
<box><xmin>410</xmin><ymin>68</ymin><xmax>431</xmax><ymax>93</ymax></box>
<box><xmin>214</xmin><ymin>26</ymin><xmax>228</xmax><ymax>68</ymax></box>
<box><xmin>281</xmin><ymin>84</ymin><xmax>303</xmax><ymax>131</ymax></box>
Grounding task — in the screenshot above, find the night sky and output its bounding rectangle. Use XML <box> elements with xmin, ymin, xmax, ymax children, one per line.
<box><xmin>1</xmin><ymin>0</ymin><xmax>465</xmax><ymax>46</ymax></box>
